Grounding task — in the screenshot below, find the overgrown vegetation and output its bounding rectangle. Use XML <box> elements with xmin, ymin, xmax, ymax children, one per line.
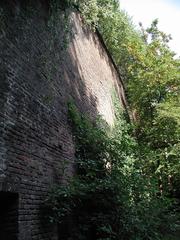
<box><xmin>46</xmin><ymin>0</ymin><xmax>180</xmax><ymax>239</ymax></box>
<box><xmin>65</xmin><ymin>0</ymin><xmax>180</xmax><ymax>201</ymax></box>
<box><xmin>46</xmin><ymin>101</ymin><xmax>178</xmax><ymax>240</ymax></box>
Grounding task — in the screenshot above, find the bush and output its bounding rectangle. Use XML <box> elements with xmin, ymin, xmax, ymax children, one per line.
<box><xmin>45</xmin><ymin>102</ymin><xmax>175</xmax><ymax>240</ymax></box>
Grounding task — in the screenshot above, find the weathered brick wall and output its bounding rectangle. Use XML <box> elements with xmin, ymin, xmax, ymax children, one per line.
<box><xmin>0</xmin><ymin>1</ymin><xmax>126</xmax><ymax>239</ymax></box>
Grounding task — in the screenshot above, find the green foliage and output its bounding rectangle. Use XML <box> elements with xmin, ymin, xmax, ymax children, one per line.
<box><xmin>48</xmin><ymin>0</ymin><xmax>72</xmax><ymax>50</ymax></box>
<box><xmin>45</xmin><ymin>102</ymin><xmax>176</xmax><ymax>240</ymax></box>
<box><xmin>50</xmin><ymin>0</ymin><xmax>74</xmax><ymax>10</ymax></box>
<box><xmin>72</xmin><ymin>0</ymin><xmax>180</xmax><ymax>200</ymax></box>
<box><xmin>44</xmin><ymin>1</ymin><xmax>180</xmax><ymax>237</ymax></box>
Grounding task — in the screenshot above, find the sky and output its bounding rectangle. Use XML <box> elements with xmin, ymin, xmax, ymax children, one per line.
<box><xmin>120</xmin><ymin>0</ymin><xmax>180</xmax><ymax>56</ymax></box>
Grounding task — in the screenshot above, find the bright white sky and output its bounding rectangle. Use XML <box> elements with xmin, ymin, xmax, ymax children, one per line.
<box><xmin>120</xmin><ymin>0</ymin><xmax>180</xmax><ymax>56</ymax></box>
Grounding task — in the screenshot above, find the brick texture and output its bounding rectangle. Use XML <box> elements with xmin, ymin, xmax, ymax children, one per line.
<box><xmin>0</xmin><ymin>1</ymin><xmax>126</xmax><ymax>239</ymax></box>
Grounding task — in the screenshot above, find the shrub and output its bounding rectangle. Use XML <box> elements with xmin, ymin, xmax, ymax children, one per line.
<box><xmin>45</xmin><ymin>102</ymin><xmax>175</xmax><ymax>240</ymax></box>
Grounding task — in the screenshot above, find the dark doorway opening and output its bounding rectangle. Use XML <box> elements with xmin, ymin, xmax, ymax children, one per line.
<box><xmin>0</xmin><ymin>191</ymin><xmax>19</xmax><ymax>240</ymax></box>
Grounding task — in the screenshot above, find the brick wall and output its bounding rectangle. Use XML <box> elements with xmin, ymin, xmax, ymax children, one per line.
<box><xmin>0</xmin><ymin>1</ymin><xmax>126</xmax><ymax>239</ymax></box>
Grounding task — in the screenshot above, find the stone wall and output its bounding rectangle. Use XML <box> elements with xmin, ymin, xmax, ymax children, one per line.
<box><xmin>0</xmin><ymin>1</ymin><xmax>126</xmax><ymax>239</ymax></box>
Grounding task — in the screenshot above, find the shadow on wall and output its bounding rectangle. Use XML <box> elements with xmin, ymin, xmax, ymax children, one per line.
<box><xmin>0</xmin><ymin>0</ymin><xmax>125</xmax><ymax>239</ymax></box>
<box><xmin>2</xmin><ymin>0</ymin><xmax>99</xmax><ymax>110</ymax></box>
<box><xmin>0</xmin><ymin>1</ymin><xmax>100</xmax><ymax>239</ymax></box>
<box><xmin>0</xmin><ymin>0</ymin><xmax>99</xmax><ymax>181</ymax></box>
